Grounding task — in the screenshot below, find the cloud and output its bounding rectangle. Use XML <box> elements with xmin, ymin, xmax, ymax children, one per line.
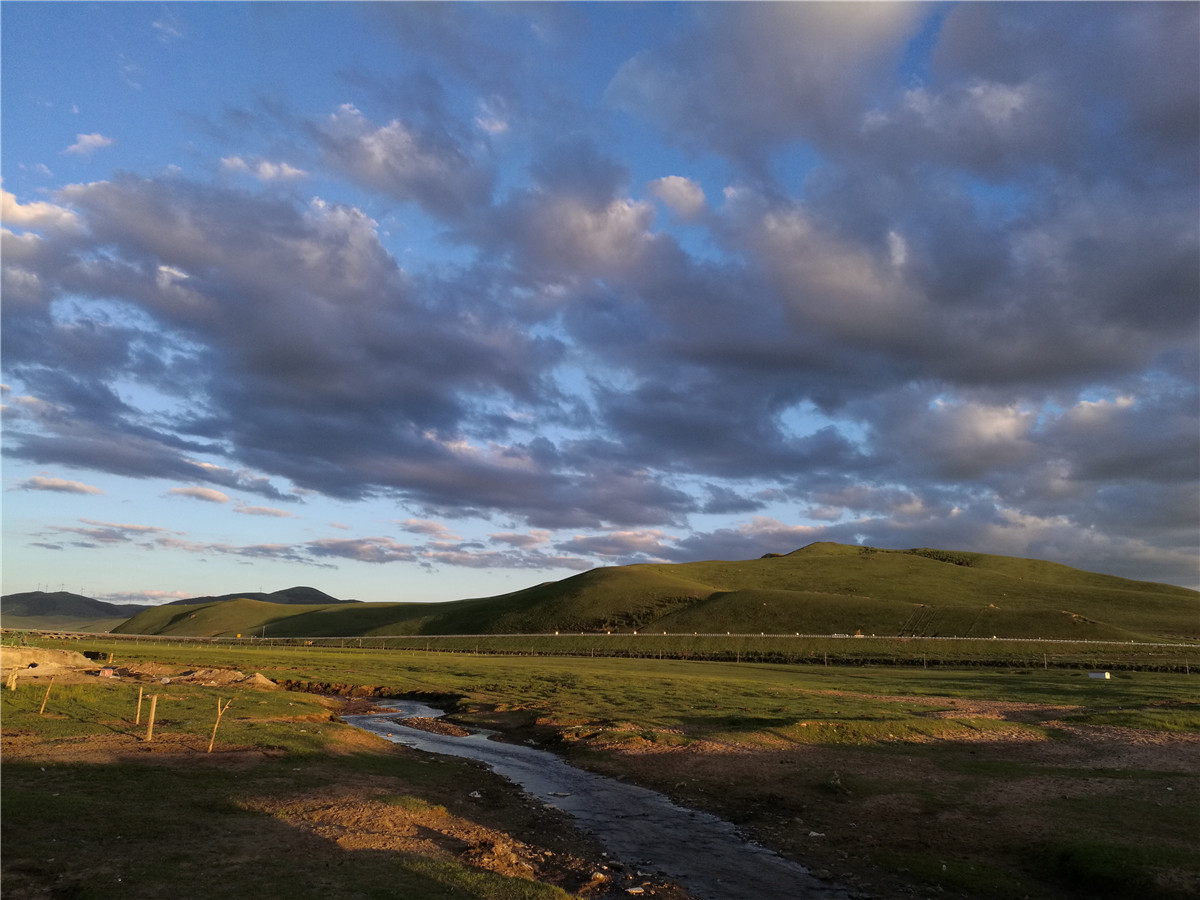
<box><xmin>1</xmin><ymin>5</ymin><xmax>1195</xmax><ymax>592</ymax></box>
<box><xmin>607</xmin><ymin>4</ymin><xmax>926</xmax><ymax>168</ymax></box>
<box><xmin>307</xmin><ymin>536</ymin><xmax>418</xmax><ymax>564</ymax></box>
<box><xmin>63</xmin><ymin>133</ymin><xmax>114</xmax><ymax>156</ymax></box>
<box><xmin>152</xmin><ymin>11</ymin><xmax>184</xmax><ymax>42</ymax></box>
<box><xmin>233</xmin><ymin>503</ymin><xmax>294</xmax><ymax>517</ymax></box>
<box><xmin>648</xmin><ymin>176</ymin><xmax>706</xmax><ymax>220</ymax></box>
<box><xmin>155</xmin><ymin>535</ymin><xmax>333</xmax><ymax>567</ymax></box>
<box><xmin>317</xmin><ymin>104</ymin><xmax>493</xmax><ymax>218</ymax></box>
<box><xmin>1</xmin><ymin>188</ymin><xmax>81</xmax><ymax>231</ymax></box>
<box><xmin>49</xmin><ymin>518</ymin><xmax>175</xmax><ymax>544</ymax></box>
<box><xmin>555</xmin><ymin>529</ymin><xmax>676</xmax><ymax>561</ymax></box>
<box><xmin>167</xmin><ymin>486</ymin><xmax>230</xmax><ymax>503</ymax></box>
<box><xmin>489</xmin><ymin>530</ymin><xmax>551</xmax><ymax>549</ymax></box>
<box><xmin>99</xmin><ymin>590</ymin><xmax>190</xmax><ymax>605</ymax></box>
<box><xmin>398</xmin><ymin>518</ymin><xmax>462</xmax><ymax>540</ymax></box>
<box><xmin>14</xmin><ymin>475</ymin><xmax>103</xmax><ymax>495</ymax></box>
<box><xmin>221</xmin><ymin>156</ymin><xmax>307</xmax><ymax>181</ymax></box>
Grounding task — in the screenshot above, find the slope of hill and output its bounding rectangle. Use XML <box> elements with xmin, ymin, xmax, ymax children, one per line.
<box><xmin>0</xmin><ymin>615</ymin><xmax>133</xmax><ymax>633</ymax></box>
<box><xmin>164</xmin><ymin>586</ymin><xmax>357</xmax><ymax>606</ymax></box>
<box><xmin>1</xmin><ymin>591</ymin><xmax>151</xmax><ymax>619</ymax></box>
<box><xmin>110</xmin><ymin>543</ymin><xmax>1200</xmax><ymax>641</ymax></box>
<box><xmin>2</xmin><ymin>586</ymin><xmax>356</xmax><ymax>633</ymax></box>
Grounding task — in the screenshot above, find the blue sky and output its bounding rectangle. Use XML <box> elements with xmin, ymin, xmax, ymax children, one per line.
<box><xmin>3</xmin><ymin>2</ymin><xmax>1197</xmax><ymax>604</ymax></box>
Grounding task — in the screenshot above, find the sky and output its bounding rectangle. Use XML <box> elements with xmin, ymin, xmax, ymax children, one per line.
<box><xmin>2</xmin><ymin>2</ymin><xmax>1197</xmax><ymax>605</ymax></box>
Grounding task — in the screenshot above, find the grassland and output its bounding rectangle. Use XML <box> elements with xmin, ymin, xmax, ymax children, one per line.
<box><xmin>107</xmin><ymin>543</ymin><xmax>1200</xmax><ymax>643</ymax></box>
<box><xmin>0</xmin><ymin>668</ymin><xmax>631</xmax><ymax>899</ymax></box>
<box><xmin>5</xmin><ymin>633</ymin><xmax>1198</xmax><ymax>898</ymax></box>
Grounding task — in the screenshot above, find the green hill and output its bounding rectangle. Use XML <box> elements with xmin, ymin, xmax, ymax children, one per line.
<box><xmin>0</xmin><ymin>591</ymin><xmax>152</xmax><ymax>631</ymax></box>
<box><xmin>1</xmin><ymin>590</ymin><xmax>151</xmax><ymax>619</ymax></box>
<box><xmin>110</xmin><ymin>543</ymin><xmax>1199</xmax><ymax>641</ymax></box>
<box><xmin>0</xmin><ymin>586</ymin><xmax>355</xmax><ymax>632</ymax></box>
<box><xmin>163</xmin><ymin>586</ymin><xmax>357</xmax><ymax>606</ymax></box>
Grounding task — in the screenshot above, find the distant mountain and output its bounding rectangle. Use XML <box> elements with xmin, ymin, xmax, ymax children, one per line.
<box><xmin>0</xmin><ymin>585</ymin><xmax>358</xmax><ymax>632</ymax></box>
<box><xmin>1</xmin><ymin>591</ymin><xmax>152</xmax><ymax>619</ymax></box>
<box><xmin>112</xmin><ymin>543</ymin><xmax>1200</xmax><ymax>641</ymax></box>
<box><xmin>164</xmin><ymin>586</ymin><xmax>357</xmax><ymax>606</ymax></box>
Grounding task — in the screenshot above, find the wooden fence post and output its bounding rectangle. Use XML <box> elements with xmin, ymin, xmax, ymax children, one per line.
<box><xmin>145</xmin><ymin>694</ymin><xmax>159</xmax><ymax>742</ymax></box>
<box><xmin>208</xmin><ymin>698</ymin><xmax>233</xmax><ymax>753</ymax></box>
<box><xmin>38</xmin><ymin>677</ymin><xmax>55</xmax><ymax>715</ymax></box>
<box><xmin>136</xmin><ymin>686</ymin><xmax>144</xmax><ymax>725</ymax></box>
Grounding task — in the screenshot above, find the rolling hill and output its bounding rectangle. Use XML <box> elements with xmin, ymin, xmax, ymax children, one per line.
<box><xmin>0</xmin><ymin>585</ymin><xmax>355</xmax><ymax>632</ymax></box>
<box><xmin>162</xmin><ymin>586</ymin><xmax>358</xmax><ymax>606</ymax></box>
<box><xmin>109</xmin><ymin>543</ymin><xmax>1199</xmax><ymax>641</ymax></box>
<box><xmin>0</xmin><ymin>591</ymin><xmax>153</xmax><ymax>633</ymax></box>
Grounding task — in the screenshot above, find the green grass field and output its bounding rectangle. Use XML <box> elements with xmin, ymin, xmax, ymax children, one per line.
<box><xmin>5</xmin><ymin>638</ymin><xmax>1198</xmax><ymax>898</ymax></box>
<box><xmin>20</xmin><ymin>637</ymin><xmax>1200</xmax><ymax>742</ymax></box>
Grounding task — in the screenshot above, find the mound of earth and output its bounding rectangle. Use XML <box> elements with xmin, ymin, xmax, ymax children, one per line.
<box><xmin>0</xmin><ymin>647</ymin><xmax>92</xmax><ymax>674</ymax></box>
<box><xmin>176</xmin><ymin>667</ymin><xmax>248</xmax><ymax>685</ymax></box>
<box><xmin>114</xmin><ymin>663</ymin><xmax>276</xmax><ymax>688</ymax></box>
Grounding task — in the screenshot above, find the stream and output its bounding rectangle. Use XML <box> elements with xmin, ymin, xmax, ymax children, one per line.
<box><xmin>342</xmin><ymin>700</ymin><xmax>857</xmax><ymax>900</ymax></box>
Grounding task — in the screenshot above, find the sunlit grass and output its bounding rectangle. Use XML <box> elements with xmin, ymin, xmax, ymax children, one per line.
<box><xmin>0</xmin><ymin>679</ymin><xmax>336</xmax><ymax>752</ymax></box>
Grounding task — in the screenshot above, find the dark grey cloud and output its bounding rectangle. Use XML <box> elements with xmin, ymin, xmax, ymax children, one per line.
<box><xmin>607</xmin><ymin>3</ymin><xmax>927</xmax><ymax>172</ymax></box>
<box><xmin>48</xmin><ymin>519</ymin><xmax>176</xmax><ymax>545</ymax></box>
<box><xmin>932</xmin><ymin>2</ymin><xmax>1199</xmax><ymax>178</ymax></box>
<box><xmin>316</xmin><ymin>104</ymin><xmax>494</xmax><ymax>219</ymax></box>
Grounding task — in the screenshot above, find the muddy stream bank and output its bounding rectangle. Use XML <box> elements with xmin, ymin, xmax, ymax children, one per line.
<box><xmin>343</xmin><ymin>701</ymin><xmax>858</xmax><ymax>900</ymax></box>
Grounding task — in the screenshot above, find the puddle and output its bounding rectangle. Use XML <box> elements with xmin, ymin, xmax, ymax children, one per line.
<box><xmin>343</xmin><ymin>700</ymin><xmax>856</xmax><ymax>900</ymax></box>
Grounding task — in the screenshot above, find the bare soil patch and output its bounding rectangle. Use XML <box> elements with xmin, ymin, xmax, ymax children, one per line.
<box><xmin>236</xmin><ymin>777</ymin><xmax>633</xmax><ymax>896</ymax></box>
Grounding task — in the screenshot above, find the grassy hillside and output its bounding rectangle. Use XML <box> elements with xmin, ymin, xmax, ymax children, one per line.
<box><xmin>109</xmin><ymin>543</ymin><xmax>1199</xmax><ymax>641</ymax></box>
<box><xmin>163</xmin><ymin>586</ymin><xmax>356</xmax><ymax>606</ymax></box>
<box><xmin>1</xmin><ymin>591</ymin><xmax>152</xmax><ymax>632</ymax></box>
<box><xmin>1</xmin><ymin>590</ymin><xmax>150</xmax><ymax>619</ymax></box>
<box><xmin>0</xmin><ymin>615</ymin><xmax>131</xmax><ymax>634</ymax></box>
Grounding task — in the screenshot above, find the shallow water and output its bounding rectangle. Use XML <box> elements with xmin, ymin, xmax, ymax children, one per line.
<box><xmin>343</xmin><ymin>700</ymin><xmax>856</xmax><ymax>900</ymax></box>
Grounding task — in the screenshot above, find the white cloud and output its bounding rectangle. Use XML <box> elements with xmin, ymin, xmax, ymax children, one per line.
<box><xmin>648</xmin><ymin>176</ymin><xmax>706</xmax><ymax>220</ymax></box>
<box><xmin>167</xmin><ymin>486</ymin><xmax>230</xmax><ymax>503</ymax></box>
<box><xmin>319</xmin><ymin>104</ymin><xmax>491</xmax><ymax>217</ymax></box>
<box><xmin>152</xmin><ymin>12</ymin><xmax>184</xmax><ymax>42</ymax></box>
<box><xmin>529</xmin><ymin>195</ymin><xmax>658</xmax><ymax>278</ymax></box>
<box><xmin>233</xmin><ymin>503</ymin><xmax>293</xmax><ymax>518</ymax></box>
<box><xmin>221</xmin><ymin>156</ymin><xmax>307</xmax><ymax>181</ymax></box>
<box><xmin>1</xmin><ymin>188</ymin><xmax>81</xmax><ymax>231</ymax></box>
<box><xmin>398</xmin><ymin>518</ymin><xmax>462</xmax><ymax>540</ymax></box>
<box><xmin>63</xmin><ymin>133</ymin><xmax>114</xmax><ymax>156</ymax></box>
<box><xmin>15</xmin><ymin>476</ymin><xmax>103</xmax><ymax>495</ymax></box>
<box><xmin>475</xmin><ymin>96</ymin><xmax>509</xmax><ymax>135</ymax></box>
<box><xmin>489</xmin><ymin>530</ymin><xmax>551</xmax><ymax>549</ymax></box>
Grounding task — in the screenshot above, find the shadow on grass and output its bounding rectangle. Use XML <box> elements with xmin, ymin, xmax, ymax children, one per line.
<box><xmin>0</xmin><ymin>754</ymin><xmax>574</xmax><ymax>900</ymax></box>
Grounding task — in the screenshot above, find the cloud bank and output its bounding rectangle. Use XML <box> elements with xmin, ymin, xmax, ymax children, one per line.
<box><xmin>3</xmin><ymin>3</ymin><xmax>1196</xmax><ymax>591</ymax></box>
